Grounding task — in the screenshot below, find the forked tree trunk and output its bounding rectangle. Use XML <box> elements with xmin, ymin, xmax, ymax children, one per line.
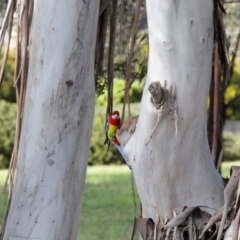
<box><xmin>118</xmin><ymin>0</ymin><xmax>224</xmax><ymax>223</ymax></box>
<box><xmin>3</xmin><ymin>1</ymin><xmax>99</xmax><ymax>239</ymax></box>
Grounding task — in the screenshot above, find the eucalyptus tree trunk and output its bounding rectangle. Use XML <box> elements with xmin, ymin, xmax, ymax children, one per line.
<box><xmin>3</xmin><ymin>1</ymin><xmax>99</xmax><ymax>239</ymax></box>
<box><xmin>118</xmin><ymin>0</ymin><xmax>224</xmax><ymax>223</ymax></box>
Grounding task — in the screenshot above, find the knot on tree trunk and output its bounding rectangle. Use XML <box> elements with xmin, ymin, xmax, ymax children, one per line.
<box><xmin>148</xmin><ymin>81</ymin><xmax>163</xmax><ymax>109</ymax></box>
<box><xmin>146</xmin><ymin>81</ymin><xmax>178</xmax><ymax>144</ymax></box>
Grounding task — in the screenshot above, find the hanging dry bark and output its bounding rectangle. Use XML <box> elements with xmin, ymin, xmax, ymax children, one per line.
<box><xmin>95</xmin><ymin>0</ymin><xmax>144</xmax><ymax>120</ymax></box>
<box><xmin>213</xmin><ymin>0</ymin><xmax>230</xmax><ymax>88</ymax></box>
<box><xmin>208</xmin><ymin>0</ymin><xmax>230</xmax><ymax>169</ymax></box>
<box><xmin>0</xmin><ymin>0</ymin><xmax>14</xmax><ymax>85</ymax></box>
<box><xmin>0</xmin><ymin>1</ymin><xmax>33</xmax><ymax>237</ymax></box>
<box><xmin>129</xmin><ymin>166</ymin><xmax>240</xmax><ymax>240</ymax></box>
<box><xmin>121</xmin><ymin>0</ymin><xmax>141</xmax><ymax>123</ymax></box>
<box><xmin>95</xmin><ymin>4</ymin><xmax>109</xmax><ymax>84</ymax></box>
<box><xmin>0</xmin><ymin>0</ymin><xmax>33</xmax><ymax>239</ymax></box>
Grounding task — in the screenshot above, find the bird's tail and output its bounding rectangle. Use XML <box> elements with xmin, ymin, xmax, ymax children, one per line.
<box><xmin>114</xmin><ymin>144</ymin><xmax>132</xmax><ymax>170</ymax></box>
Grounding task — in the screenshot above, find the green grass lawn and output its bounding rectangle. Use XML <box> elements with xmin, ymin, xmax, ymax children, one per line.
<box><xmin>0</xmin><ymin>170</ymin><xmax>8</xmax><ymax>220</ymax></box>
<box><xmin>221</xmin><ymin>160</ymin><xmax>240</xmax><ymax>178</ymax></box>
<box><xmin>0</xmin><ymin>166</ymin><xmax>140</xmax><ymax>240</ymax></box>
<box><xmin>0</xmin><ymin>163</ymin><xmax>239</xmax><ymax>239</ymax></box>
<box><xmin>78</xmin><ymin>166</ymin><xmax>140</xmax><ymax>240</ymax></box>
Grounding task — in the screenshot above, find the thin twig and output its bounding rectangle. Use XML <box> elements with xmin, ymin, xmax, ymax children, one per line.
<box><xmin>0</xmin><ymin>0</ymin><xmax>14</xmax><ymax>51</ymax></box>
<box><xmin>0</xmin><ymin>1</ymin><xmax>32</xmax><ymax>238</ymax></box>
<box><xmin>230</xmin><ymin>32</ymin><xmax>240</xmax><ymax>77</ymax></box>
<box><xmin>211</xmin><ymin>43</ymin><xmax>219</xmax><ymax>164</ymax></box>
<box><xmin>106</xmin><ymin>0</ymin><xmax>118</xmax><ymax>118</ymax></box>
<box><xmin>214</xmin><ymin>2</ymin><xmax>230</xmax><ymax>88</ymax></box>
<box><xmin>95</xmin><ymin>6</ymin><xmax>109</xmax><ymax>86</ymax></box>
<box><xmin>121</xmin><ymin>0</ymin><xmax>141</xmax><ymax>124</ymax></box>
<box><xmin>0</xmin><ymin>0</ymin><xmax>14</xmax><ymax>86</ymax></box>
<box><xmin>99</xmin><ymin>0</ymin><xmax>110</xmax><ymax>16</ymax></box>
<box><xmin>131</xmin><ymin>171</ymin><xmax>137</xmax><ymax>217</ymax></box>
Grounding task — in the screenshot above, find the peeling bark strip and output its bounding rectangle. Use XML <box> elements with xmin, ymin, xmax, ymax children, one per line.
<box><xmin>148</xmin><ymin>81</ymin><xmax>163</xmax><ymax>107</ymax></box>
<box><xmin>146</xmin><ymin>81</ymin><xmax>178</xmax><ymax>145</ymax></box>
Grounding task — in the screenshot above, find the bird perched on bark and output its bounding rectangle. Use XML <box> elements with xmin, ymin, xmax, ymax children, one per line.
<box><xmin>105</xmin><ymin>110</ymin><xmax>132</xmax><ymax>169</ymax></box>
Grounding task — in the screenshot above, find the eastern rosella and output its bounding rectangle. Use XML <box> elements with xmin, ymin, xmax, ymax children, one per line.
<box><xmin>105</xmin><ymin>110</ymin><xmax>131</xmax><ymax>169</ymax></box>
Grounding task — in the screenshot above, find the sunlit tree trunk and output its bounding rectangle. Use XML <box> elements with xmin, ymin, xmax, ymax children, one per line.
<box><xmin>3</xmin><ymin>1</ymin><xmax>99</xmax><ymax>239</ymax></box>
<box><xmin>118</xmin><ymin>0</ymin><xmax>224</xmax><ymax>223</ymax></box>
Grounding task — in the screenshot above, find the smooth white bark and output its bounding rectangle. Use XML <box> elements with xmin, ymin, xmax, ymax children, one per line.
<box><xmin>118</xmin><ymin>0</ymin><xmax>224</xmax><ymax>223</ymax></box>
<box><xmin>3</xmin><ymin>1</ymin><xmax>99</xmax><ymax>239</ymax></box>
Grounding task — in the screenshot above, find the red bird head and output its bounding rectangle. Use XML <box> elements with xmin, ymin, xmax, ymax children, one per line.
<box><xmin>109</xmin><ymin>110</ymin><xmax>120</xmax><ymax>126</ymax></box>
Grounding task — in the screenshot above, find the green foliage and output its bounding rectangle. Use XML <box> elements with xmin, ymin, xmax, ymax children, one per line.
<box><xmin>0</xmin><ymin>100</ymin><xmax>16</xmax><ymax>168</ymax></box>
<box><xmin>0</xmin><ymin>48</ymin><xmax>16</xmax><ymax>102</ymax></box>
<box><xmin>221</xmin><ymin>161</ymin><xmax>240</xmax><ymax>178</ymax></box>
<box><xmin>96</xmin><ymin>78</ymin><xmax>143</xmax><ymax>106</ymax></box>
<box><xmin>95</xmin><ymin>30</ymin><xmax>147</xmax><ymax>105</ymax></box>
<box><xmin>223</xmin><ymin>3</ymin><xmax>240</xmax><ymax>53</ymax></box>
<box><xmin>223</xmin><ymin>2</ymin><xmax>240</xmax><ymax>120</ymax></box>
<box><xmin>95</xmin><ymin>76</ymin><xmax>107</xmax><ymax>97</ymax></box>
<box><xmin>223</xmin><ymin>132</ymin><xmax>240</xmax><ymax>161</ymax></box>
<box><xmin>0</xmin><ymin>170</ymin><xmax>8</xmax><ymax>218</ymax></box>
<box><xmin>224</xmin><ymin>63</ymin><xmax>240</xmax><ymax>120</ymax></box>
<box><xmin>114</xmin><ymin>59</ymin><xmax>147</xmax><ymax>83</ymax></box>
<box><xmin>0</xmin><ymin>100</ymin><xmax>140</xmax><ymax>169</ymax></box>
